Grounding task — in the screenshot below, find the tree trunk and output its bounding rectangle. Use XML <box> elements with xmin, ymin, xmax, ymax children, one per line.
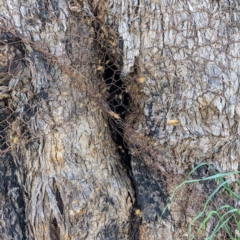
<box><xmin>0</xmin><ymin>0</ymin><xmax>239</xmax><ymax>239</ymax></box>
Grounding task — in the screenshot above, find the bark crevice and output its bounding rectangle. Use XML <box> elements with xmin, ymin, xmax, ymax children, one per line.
<box><xmin>103</xmin><ymin>56</ymin><xmax>141</xmax><ymax>239</ymax></box>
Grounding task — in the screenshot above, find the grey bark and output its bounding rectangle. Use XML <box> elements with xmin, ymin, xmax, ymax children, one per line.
<box><xmin>0</xmin><ymin>0</ymin><xmax>239</xmax><ymax>239</ymax></box>
<box><xmin>0</xmin><ymin>1</ymin><xmax>133</xmax><ymax>239</ymax></box>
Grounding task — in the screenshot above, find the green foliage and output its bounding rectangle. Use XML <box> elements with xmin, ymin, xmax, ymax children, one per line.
<box><xmin>161</xmin><ymin>163</ymin><xmax>240</xmax><ymax>239</ymax></box>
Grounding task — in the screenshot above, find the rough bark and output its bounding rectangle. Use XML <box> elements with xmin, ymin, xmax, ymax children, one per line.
<box><xmin>110</xmin><ymin>0</ymin><xmax>240</xmax><ymax>238</ymax></box>
<box><xmin>0</xmin><ymin>1</ymin><xmax>134</xmax><ymax>239</ymax></box>
<box><xmin>0</xmin><ymin>0</ymin><xmax>239</xmax><ymax>239</ymax></box>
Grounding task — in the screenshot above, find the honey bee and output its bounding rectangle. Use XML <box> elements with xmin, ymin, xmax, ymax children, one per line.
<box><xmin>138</xmin><ymin>76</ymin><xmax>146</xmax><ymax>83</ymax></box>
<box><xmin>97</xmin><ymin>66</ymin><xmax>104</xmax><ymax>71</ymax></box>
<box><xmin>135</xmin><ymin>209</ymin><xmax>141</xmax><ymax>215</ymax></box>
<box><xmin>167</xmin><ymin>119</ymin><xmax>179</xmax><ymax>126</ymax></box>
<box><xmin>13</xmin><ymin>136</ymin><xmax>19</xmax><ymax>144</ymax></box>
<box><xmin>109</xmin><ymin>111</ymin><xmax>120</xmax><ymax>119</ymax></box>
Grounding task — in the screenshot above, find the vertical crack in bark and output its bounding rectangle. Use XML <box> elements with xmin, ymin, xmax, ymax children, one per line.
<box><xmin>50</xmin><ymin>217</ymin><xmax>60</xmax><ymax>240</ymax></box>
<box><xmin>53</xmin><ymin>178</ymin><xmax>64</xmax><ymax>215</ymax></box>
<box><xmin>103</xmin><ymin>57</ymin><xmax>141</xmax><ymax>239</ymax></box>
<box><xmin>91</xmin><ymin>5</ymin><xmax>171</xmax><ymax>237</ymax></box>
<box><xmin>88</xmin><ymin>6</ymin><xmax>141</xmax><ymax>238</ymax></box>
